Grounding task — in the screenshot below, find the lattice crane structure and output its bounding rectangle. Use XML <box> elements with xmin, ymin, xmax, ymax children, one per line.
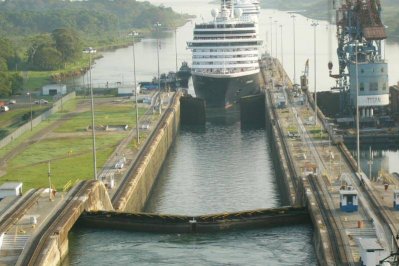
<box><xmin>328</xmin><ymin>0</ymin><xmax>389</xmax><ymax>117</ymax></box>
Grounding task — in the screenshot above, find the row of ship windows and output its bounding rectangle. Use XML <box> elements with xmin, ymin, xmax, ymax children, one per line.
<box><xmin>195</xmin><ymin>24</ymin><xmax>255</xmax><ymax>29</ymax></box>
<box><xmin>359</xmin><ymin>82</ymin><xmax>387</xmax><ymax>92</ymax></box>
<box><xmin>193</xmin><ymin>61</ymin><xmax>259</xmax><ymax>65</ymax></box>
<box><xmin>189</xmin><ymin>42</ymin><xmax>260</xmax><ymax>47</ymax></box>
<box><xmin>193</xmin><ymin>55</ymin><xmax>258</xmax><ymax>59</ymax></box>
<box><xmin>194</xmin><ymin>30</ymin><xmax>256</xmax><ymax>34</ymax></box>
<box><xmin>193</xmin><ymin>67</ymin><xmax>258</xmax><ymax>74</ymax></box>
<box><xmin>192</xmin><ymin>48</ymin><xmax>257</xmax><ymax>52</ymax></box>
<box><xmin>193</xmin><ymin>36</ymin><xmax>257</xmax><ymax>40</ymax></box>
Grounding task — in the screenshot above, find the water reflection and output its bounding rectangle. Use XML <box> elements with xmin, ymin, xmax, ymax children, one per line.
<box><xmin>349</xmin><ymin>144</ymin><xmax>399</xmax><ymax>179</ymax></box>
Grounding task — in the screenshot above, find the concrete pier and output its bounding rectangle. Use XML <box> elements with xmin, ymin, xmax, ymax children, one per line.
<box><xmin>261</xmin><ymin>55</ymin><xmax>399</xmax><ymax>265</ymax></box>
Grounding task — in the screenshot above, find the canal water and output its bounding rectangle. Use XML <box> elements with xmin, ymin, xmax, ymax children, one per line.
<box><xmin>65</xmin><ymin>0</ymin><xmax>399</xmax><ymax>264</ymax></box>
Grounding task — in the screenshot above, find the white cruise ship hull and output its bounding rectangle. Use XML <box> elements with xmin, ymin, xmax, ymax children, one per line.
<box><xmin>192</xmin><ymin>71</ymin><xmax>260</xmax><ymax>108</ymax></box>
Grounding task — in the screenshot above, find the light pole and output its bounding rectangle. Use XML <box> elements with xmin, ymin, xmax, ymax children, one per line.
<box><xmin>27</xmin><ymin>92</ymin><xmax>33</xmax><ymax>131</ymax></box>
<box><xmin>48</xmin><ymin>160</ymin><xmax>52</xmax><ymax>201</ymax></box>
<box><xmin>58</xmin><ymin>71</ymin><xmax>63</xmax><ymax>112</ymax></box>
<box><xmin>274</xmin><ymin>21</ymin><xmax>278</xmax><ymax>59</ymax></box>
<box><xmin>84</xmin><ymin>48</ymin><xmax>98</xmax><ymax>180</ymax></box>
<box><xmin>174</xmin><ymin>26</ymin><xmax>178</xmax><ymax>73</ymax></box>
<box><xmin>130</xmin><ymin>31</ymin><xmax>140</xmax><ymax>144</ymax></box>
<box><xmin>311</xmin><ymin>21</ymin><xmax>319</xmax><ymax>126</ymax></box>
<box><xmin>269</xmin><ymin>17</ymin><xmax>273</xmax><ymax>57</ymax></box>
<box><xmin>355</xmin><ymin>40</ymin><xmax>360</xmax><ymax>173</ymax></box>
<box><xmin>280</xmin><ymin>24</ymin><xmax>284</xmax><ymax>85</ymax></box>
<box><xmin>291</xmin><ymin>14</ymin><xmax>296</xmax><ymax>86</ymax></box>
<box><xmin>154</xmin><ymin>22</ymin><xmax>162</xmax><ymax>114</ymax></box>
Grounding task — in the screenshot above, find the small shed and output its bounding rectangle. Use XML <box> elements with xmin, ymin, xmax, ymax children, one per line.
<box><xmin>359</xmin><ymin>238</ymin><xmax>387</xmax><ymax>266</ymax></box>
<box><xmin>393</xmin><ymin>190</ymin><xmax>399</xmax><ymax>210</ymax></box>
<box><xmin>340</xmin><ymin>189</ymin><xmax>358</xmax><ymax>212</ymax></box>
<box><xmin>0</xmin><ymin>182</ymin><xmax>22</xmax><ymax>199</ymax></box>
<box><xmin>117</xmin><ymin>85</ymin><xmax>140</xmax><ymax>96</ymax></box>
<box><xmin>42</xmin><ymin>84</ymin><xmax>67</xmax><ymax>96</ymax></box>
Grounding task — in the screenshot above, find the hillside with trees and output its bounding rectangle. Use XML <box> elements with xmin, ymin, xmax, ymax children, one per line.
<box><xmin>261</xmin><ymin>0</ymin><xmax>399</xmax><ymax>41</ymax></box>
<box><xmin>0</xmin><ymin>0</ymin><xmax>190</xmax><ymax>37</ymax></box>
<box><xmin>0</xmin><ymin>0</ymin><xmax>191</xmax><ymax>96</ymax></box>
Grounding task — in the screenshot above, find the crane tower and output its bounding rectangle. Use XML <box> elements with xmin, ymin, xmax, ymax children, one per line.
<box><xmin>329</xmin><ymin>0</ymin><xmax>389</xmax><ymax>118</ymax></box>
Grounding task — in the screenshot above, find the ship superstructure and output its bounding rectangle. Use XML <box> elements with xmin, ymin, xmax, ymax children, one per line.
<box><xmin>187</xmin><ymin>0</ymin><xmax>262</xmax><ymax>108</ymax></box>
<box><xmin>234</xmin><ymin>0</ymin><xmax>260</xmax><ymax>23</ymax></box>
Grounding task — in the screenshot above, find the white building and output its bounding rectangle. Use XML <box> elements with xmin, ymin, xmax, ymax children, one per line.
<box><xmin>42</xmin><ymin>84</ymin><xmax>67</xmax><ymax>96</ymax></box>
<box><xmin>0</xmin><ymin>182</ymin><xmax>22</xmax><ymax>199</ymax></box>
<box><xmin>359</xmin><ymin>238</ymin><xmax>388</xmax><ymax>266</ymax></box>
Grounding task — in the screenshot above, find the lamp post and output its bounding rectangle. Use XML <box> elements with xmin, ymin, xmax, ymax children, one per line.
<box><xmin>48</xmin><ymin>160</ymin><xmax>52</xmax><ymax>201</ymax></box>
<box><xmin>27</xmin><ymin>92</ymin><xmax>33</xmax><ymax>131</ymax></box>
<box><xmin>269</xmin><ymin>17</ymin><xmax>273</xmax><ymax>57</ymax></box>
<box><xmin>311</xmin><ymin>21</ymin><xmax>319</xmax><ymax>126</ymax></box>
<box><xmin>58</xmin><ymin>70</ymin><xmax>63</xmax><ymax>112</ymax></box>
<box><xmin>83</xmin><ymin>47</ymin><xmax>98</xmax><ymax>180</ymax></box>
<box><xmin>280</xmin><ymin>24</ymin><xmax>284</xmax><ymax>86</ymax></box>
<box><xmin>130</xmin><ymin>31</ymin><xmax>140</xmax><ymax>144</ymax></box>
<box><xmin>154</xmin><ymin>22</ymin><xmax>162</xmax><ymax>114</ymax></box>
<box><xmin>291</xmin><ymin>14</ymin><xmax>296</xmax><ymax>86</ymax></box>
<box><xmin>355</xmin><ymin>40</ymin><xmax>360</xmax><ymax>173</ymax></box>
<box><xmin>274</xmin><ymin>21</ymin><xmax>278</xmax><ymax>59</ymax></box>
<box><xmin>174</xmin><ymin>26</ymin><xmax>178</xmax><ymax>73</ymax></box>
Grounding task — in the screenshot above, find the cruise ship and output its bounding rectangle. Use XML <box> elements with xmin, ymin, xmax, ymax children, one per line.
<box><xmin>187</xmin><ymin>0</ymin><xmax>262</xmax><ymax>108</ymax></box>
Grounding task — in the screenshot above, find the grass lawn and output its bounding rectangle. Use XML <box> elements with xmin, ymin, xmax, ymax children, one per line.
<box><xmin>1</xmin><ymin>133</ymin><xmax>127</xmax><ymax>191</ymax></box>
<box><xmin>55</xmin><ymin>101</ymin><xmax>147</xmax><ymax>133</ymax></box>
<box><xmin>0</xmin><ymin>96</ymin><xmax>152</xmax><ymax>191</ymax></box>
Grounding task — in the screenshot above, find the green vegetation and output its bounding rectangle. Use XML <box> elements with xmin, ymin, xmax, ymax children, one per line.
<box><xmin>55</xmin><ymin>101</ymin><xmax>146</xmax><ymax>132</ymax></box>
<box><xmin>0</xmin><ymin>0</ymin><xmax>192</xmax><ymax>95</ymax></box>
<box><xmin>2</xmin><ymin>142</ymin><xmax>118</xmax><ymax>191</ymax></box>
<box><xmin>261</xmin><ymin>0</ymin><xmax>399</xmax><ymax>41</ymax></box>
<box><xmin>0</xmin><ymin>96</ymin><xmax>155</xmax><ymax>191</ymax></box>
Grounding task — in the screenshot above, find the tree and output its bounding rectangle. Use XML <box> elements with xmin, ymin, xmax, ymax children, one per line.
<box><xmin>26</xmin><ymin>34</ymin><xmax>53</xmax><ymax>67</ymax></box>
<box><xmin>0</xmin><ymin>57</ymin><xmax>7</xmax><ymax>72</ymax></box>
<box><xmin>52</xmin><ymin>28</ymin><xmax>82</xmax><ymax>62</ymax></box>
<box><xmin>10</xmin><ymin>73</ymin><xmax>23</xmax><ymax>94</ymax></box>
<box><xmin>31</xmin><ymin>45</ymin><xmax>62</xmax><ymax>70</ymax></box>
<box><xmin>0</xmin><ymin>72</ymin><xmax>12</xmax><ymax>97</ymax></box>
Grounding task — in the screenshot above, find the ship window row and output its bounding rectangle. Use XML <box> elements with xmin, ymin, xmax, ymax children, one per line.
<box><xmin>189</xmin><ymin>42</ymin><xmax>260</xmax><ymax>47</ymax></box>
<box><xmin>193</xmin><ymin>54</ymin><xmax>258</xmax><ymax>59</ymax></box>
<box><xmin>194</xmin><ymin>30</ymin><xmax>256</xmax><ymax>35</ymax></box>
<box><xmin>192</xmin><ymin>67</ymin><xmax>258</xmax><ymax>74</ymax></box>
<box><xmin>359</xmin><ymin>82</ymin><xmax>387</xmax><ymax>91</ymax></box>
<box><xmin>193</xmin><ymin>36</ymin><xmax>257</xmax><ymax>41</ymax></box>
<box><xmin>192</xmin><ymin>48</ymin><xmax>258</xmax><ymax>52</ymax></box>
<box><xmin>193</xmin><ymin>61</ymin><xmax>259</xmax><ymax>65</ymax></box>
<box><xmin>195</xmin><ymin>23</ymin><xmax>255</xmax><ymax>29</ymax></box>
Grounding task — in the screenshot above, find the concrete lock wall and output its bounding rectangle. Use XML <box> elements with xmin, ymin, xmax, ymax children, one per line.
<box><xmin>21</xmin><ymin>181</ymin><xmax>113</xmax><ymax>266</ymax></box>
<box><xmin>113</xmin><ymin>93</ymin><xmax>181</xmax><ymax>212</ymax></box>
<box><xmin>263</xmin><ymin>89</ymin><xmax>333</xmax><ymax>265</ymax></box>
<box><xmin>0</xmin><ymin>92</ymin><xmax>76</xmax><ymax>149</ymax></box>
<box><xmin>264</xmin><ymin>90</ymin><xmax>298</xmax><ymax>205</ymax></box>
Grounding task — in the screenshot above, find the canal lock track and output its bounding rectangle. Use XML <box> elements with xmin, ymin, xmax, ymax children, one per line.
<box><xmin>261</xmin><ymin>55</ymin><xmax>399</xmax><ymax>265</ymax></box>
